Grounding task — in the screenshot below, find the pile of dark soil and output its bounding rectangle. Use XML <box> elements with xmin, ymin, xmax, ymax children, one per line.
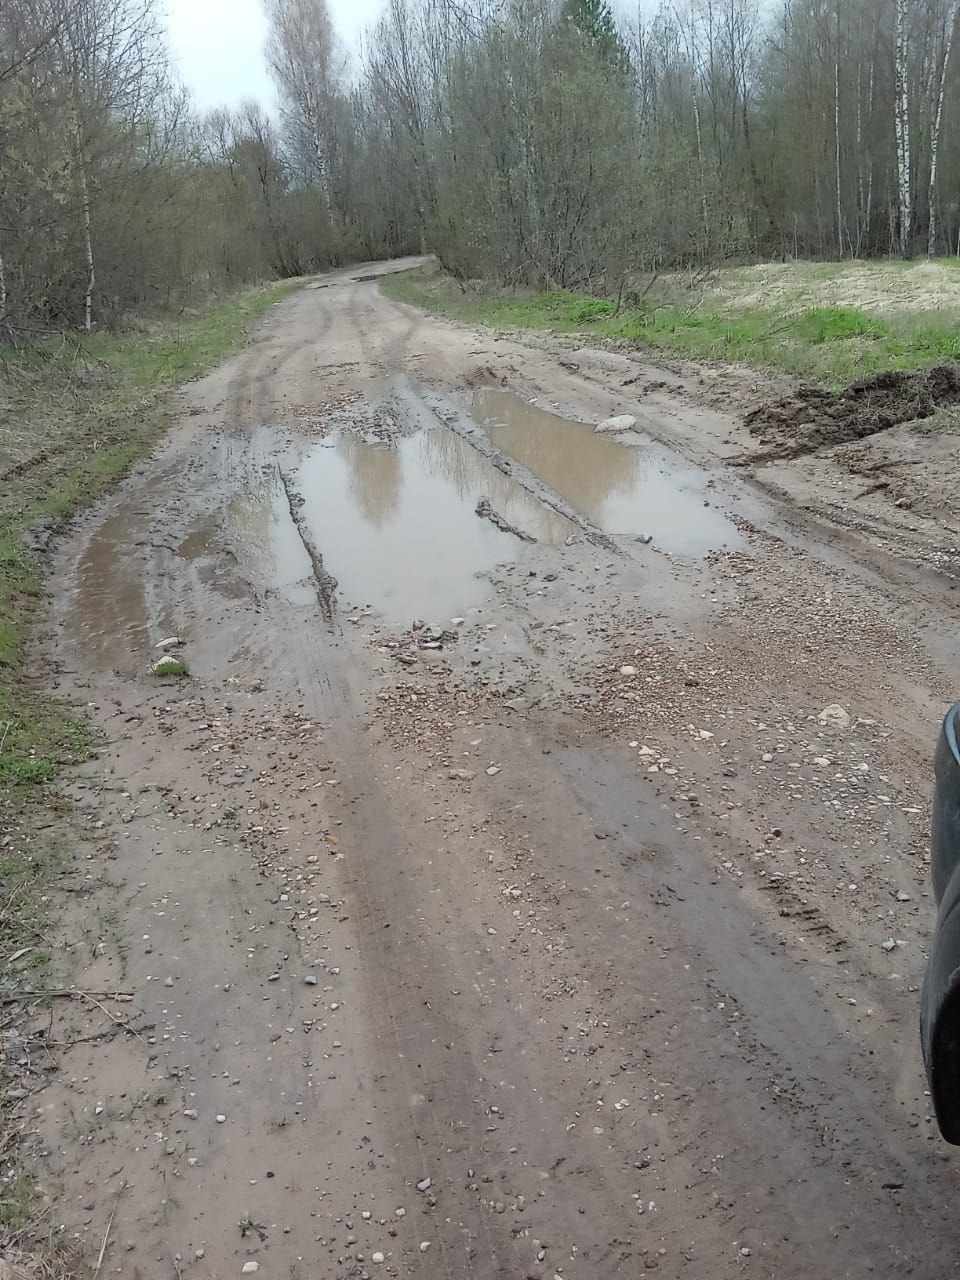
<box><xmin>744</xmin><ymin>364</ymin><xmax>960</xmax><ymax>458</ymax></box>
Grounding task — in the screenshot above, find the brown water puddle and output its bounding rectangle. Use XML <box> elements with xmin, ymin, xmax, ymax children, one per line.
<box><xmin>177</xmin><ymin>483</ymin><xmax>317</xmax><ymax>607</ymax></box>
<box><xmin>293</xmin><ymin>428</ymin><xmax>570</xmax><ymax>622</ymax></box>
<box><xmin>471</xmin><ymin>389</ymin><xmax>742</xmax><ymax>555</ymax></box>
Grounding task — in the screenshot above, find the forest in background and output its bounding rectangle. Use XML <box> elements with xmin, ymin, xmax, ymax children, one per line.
<box><xmin>3</xmin><ymin>0</ymin><xmax>960</xmax><ymax>338</ymax></box>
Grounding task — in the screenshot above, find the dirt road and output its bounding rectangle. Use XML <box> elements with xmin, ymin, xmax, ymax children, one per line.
<box><xmin>29</xmin><ymin>260</ymin><xmax>960</xmax><ymax>1278</ymax></box>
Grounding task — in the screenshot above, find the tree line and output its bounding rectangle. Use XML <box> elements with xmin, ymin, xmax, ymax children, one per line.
<box><xmin>2</xmin><ymin>0</ymin><xmax>959</xmax><ymax>337</ymax></box>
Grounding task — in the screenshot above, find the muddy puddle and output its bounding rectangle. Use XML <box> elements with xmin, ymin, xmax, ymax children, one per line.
<box><xmin>471</xmin><ymin>388</ymin><xmax>742</xmax><ymax>555</ymax></box>
<box><xmin>292</xmin><ymin>428</ymin><xmax>571</xmax><ymax>621</ymax></box>
<box><xmin>177</xmin><ymin>481</ymin><xmax>316</xmax><ymax>607</ymax></box>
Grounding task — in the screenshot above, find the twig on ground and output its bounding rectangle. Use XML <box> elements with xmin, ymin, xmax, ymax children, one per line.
<box><xmin>0</xmin><ymin>988</ymin><xmax>134</xmax><ymax>1005</ymax></box>
<box><xmin>93</xmin><ymin>1182</ymin><xmax>125</xmax><ymax>1279</ymax></box>
<box><xmin>74</xmin><ymin>991</ymin><xmax>144</xmax><ymax>1039</ymax></box>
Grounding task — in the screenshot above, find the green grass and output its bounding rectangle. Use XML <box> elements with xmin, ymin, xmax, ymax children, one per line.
<box><xmin>150</xmin><ymin>657</ymin><xmax>189</xmax><ymax>678</ymax></box>
<box><xmin>0</xmin><ymin>1174</ymin><xmax>39</xmax><ymax>1235</ymax></box>
<box><xmin>381</xmin><ymin>262</ymin><xmax>960</xmax><ymax>388</ymax></box>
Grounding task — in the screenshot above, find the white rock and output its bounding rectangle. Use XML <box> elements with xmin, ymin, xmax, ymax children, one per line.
<box><xmin>818</xmin><ymin>704</ymin><xmax>851</xmax><ymax>729</ymax></box>
<box><xmin>596</xmin><ymin>414</ymin><xmax>637</xmax><ymax>434</ymax></box>
<box><xmin>154</xmin><ymin>636</ymin><xmax>185</xmax><ymax>650</ymax></box>
<box><xmin>372</xmin><ymin>1252</ymin><xmax>385</xmax><ymax>1264</ymax></box>
<box><xmin>419</xmin><ymin>1241</ymin><xmax>432</xmax><ymax>1253</ymax></box>
<box><xmin>619</xmin><ymin>665</ymin><xmax>638</xmax><ymax>676</ymax></box>
<box><xmin>241</xmin><ymin>1264</ymin><xmax>259</xmax><ymax>1275</ymax></box>
<box><xmin>416</xmin><ymin>1177</ymin><xmax>432</xmax><ymax>1192</ymax></box>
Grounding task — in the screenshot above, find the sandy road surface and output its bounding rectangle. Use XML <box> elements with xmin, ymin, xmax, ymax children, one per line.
<box><xmin>27</xmin><ymin>259</ymin><xmax>960</xmax><ymax>1278</ymax></box>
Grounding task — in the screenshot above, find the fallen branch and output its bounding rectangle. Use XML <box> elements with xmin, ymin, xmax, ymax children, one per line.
<box><xmin>0</xmin><ymin>988</ymin><xmax>134</xmax><ymax>1005</ymax></box>
<box><xmin>74</xmin><ymin>990</ymin><xmax>145</xmax><ymax>1038</ymax></box>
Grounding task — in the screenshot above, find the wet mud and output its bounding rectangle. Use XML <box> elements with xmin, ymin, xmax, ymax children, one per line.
<box><xmin>745</xmin><ymin>363</ymin><xmax>960</xmax><ymax>459</ymax></box>
<box><xmin>31</xmin><ymin>261</ymin><xmax>960</xmax><ymax>1280</ymax></box>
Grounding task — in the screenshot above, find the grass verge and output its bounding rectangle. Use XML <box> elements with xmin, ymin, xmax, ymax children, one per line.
<box><xmin>380</xmin><ymin>261</ymin><xmax>960</xmax><ymax>388</ymax></box>
<box><xmin>0</xmin><ymin>277</ymin><xmax>301</xmax><ymax>1241</ymax></box>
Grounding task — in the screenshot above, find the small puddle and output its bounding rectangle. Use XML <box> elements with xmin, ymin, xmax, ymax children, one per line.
<box><xmin>72</xmin><ymin>508</ymin><xmax>152</xmax><ymax>666</ymax></box>
<box><xmin>471</xmin><ymin>388</ymin><xmax>742</xmax><ymax>555</ymax></box>
<box><xmin>227</xmin><ymin>482</ymin><xmax>317</xmax><ymax>606</ymax></box>
<box><xmin>293</xmin><ymin>428</ymin><xmax>569</xmax><ymax>622</ymax></box>
<box><xmin>178</xmin><ymin>526</ymin><xmax>217</xmax><ymax>559</ymax></box>
<box><xmin>176</xmin><ymin>490</ymin><xmax>316</xmax><ymax>606</ymax></box>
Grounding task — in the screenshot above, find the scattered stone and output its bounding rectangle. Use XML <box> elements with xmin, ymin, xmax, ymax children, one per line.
<box><xmin>154</xmin><ymin>636</ymin><xmax>185</xmax><ymax>650</ymax></box>
<box><xmin>818</xmin><ymin>704</ymin><xmax>851</xmax><ymax>729</ymax></box>
<box><xmin>448</xmin><ymin>769</ymin><xmax>476</xmax><ymax>781</ymax></box>
<box><xmin>486</xmin><ymin>765</ymin><xmax>501</xmax><ymax>776</ymax></box>
<box><xmin>183</xmin><ymin>1108</ymin><xmax>198</xmax><ymax>1119</ymax></box>
<box><xmin>619</xmin><ymin>665</ymin><xmax>638</xmax><ymax>677</ymax></box>
<box><xmin>416</xmin><ymin>1177</ymin><xmax>432</xmax><ymax>1192</ymax></box>
<box><xmin>419</xmin><ymin>1241</ymin><xmax>431</xmax><ymax>1253</ymax></box>
<box><xmin>304</xmin><ymin>975</ymin><xmax>318</xmax><ymax>985</ymax></box>
<box><xmin>241</xmin><ymin>1264</ymin><xmax>259</xmax><ymax>1275</ymax></box>
<box><xmin>216</xmin><ymin>1114</ymin><xmax>226</xmax><ymax>1124</ymax></box>
<box><xmin>596</xmin><ymin>414</ymin><xmax>637</xmax><ymax>434</ymax></box>
<box><xmin>372</xmin><ymin>1252</ymin><xmax>385</xmax><ymax>1265</ymax></box>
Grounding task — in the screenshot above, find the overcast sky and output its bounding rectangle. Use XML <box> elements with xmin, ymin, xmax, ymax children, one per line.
<box><xmin>164</xmin><ymin>0</ymin><xmax>386</xmax><ymax>113</ymax></box>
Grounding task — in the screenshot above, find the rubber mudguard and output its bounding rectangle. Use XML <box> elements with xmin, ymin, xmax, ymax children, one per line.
<box><xmin>921</xmin><ymin>701</ymin><xmax>960</xmax><ymax>1143</ymax></box>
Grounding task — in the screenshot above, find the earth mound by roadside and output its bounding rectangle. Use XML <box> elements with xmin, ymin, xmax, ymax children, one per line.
<box><xmin>744</xmin><ymin>364</ymin><xmax>960</xmax><ymax>458</ymax></box>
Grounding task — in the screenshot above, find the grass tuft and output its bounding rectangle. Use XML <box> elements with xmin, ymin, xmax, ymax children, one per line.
<box><xmin>150</xmin><ymin>657</ymin><xmax>189</xmax><ymax>678</ymax></box>
<box><xmin>382</xmin><ymin>260</ymin><xmax>960</xmax><ymax>390</ymax></box>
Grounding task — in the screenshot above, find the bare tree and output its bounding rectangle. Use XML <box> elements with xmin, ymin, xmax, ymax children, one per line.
<box><xmin>927</xmin><ymin>0</ymin><xmax>958</xmax><ymax>255</ymax></box>
<box><xmin>895</xmin><ymin>0</ymin><xmax>913</xmax><ymax>255</ymax></box>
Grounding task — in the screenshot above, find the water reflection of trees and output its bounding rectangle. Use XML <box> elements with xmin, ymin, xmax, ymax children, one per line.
<box><xmin>338</xmin><ymin>436</ymin><xmax>402</xmax><ymax>527</ymax></box>
<box><xmin>418</xmin><ymin>426</ymin><xmax>573</xmax><ymax>545</ymax></box>
<box><xmin>471</xmin><ymin>389</ymin><xmax>643</xmax><ymax>524</ymax></box>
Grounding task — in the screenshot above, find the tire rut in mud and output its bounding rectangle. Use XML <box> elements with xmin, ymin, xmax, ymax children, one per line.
<box><xmin>744</xmin><ymin>363</ymin><xmax>960</xmax><ymax>461</ymax></box>
<box><xmin>277</xmin><ymin>463</ymin><xmax>339</xmax><ymax>622</ymax></box>
<box><xmin>474</xmin><ymin>497</ymin><xmax>537</xmax><ymax>542</ymax></box>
